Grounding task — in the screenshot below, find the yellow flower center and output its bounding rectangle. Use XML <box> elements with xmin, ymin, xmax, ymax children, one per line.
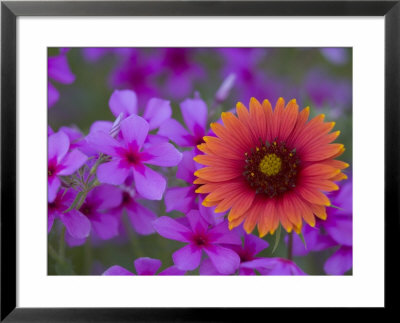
<box><xmin>259</xmin><ymin>153</ymin><xmax>282</xmax><ymax>176</ymax></box>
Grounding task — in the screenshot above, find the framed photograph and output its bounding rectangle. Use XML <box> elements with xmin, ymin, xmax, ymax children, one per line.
<box><xmin>1</xmin><ymin>0</ymin><xmax>398</xmax><ymax>320</ymax></box>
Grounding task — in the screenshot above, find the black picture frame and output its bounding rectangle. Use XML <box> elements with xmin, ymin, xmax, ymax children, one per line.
<box><xmin>1</xmin><ymin>0</ymin><xmax>399</xmax><ymax>321</ymax></box>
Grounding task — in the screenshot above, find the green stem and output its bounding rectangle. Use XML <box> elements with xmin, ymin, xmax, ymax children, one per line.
<box><xmin>122</xmin><ymin>211</ymin><xmax>143</xmax><ymax>258</ymax></box>
<box><xmin>49</xmin><ymin>244</ymin><xmax>65</xmax><ymax>264</ymax></box>
<box><xmin>84</xmin><ymin>238</ymin><xmax>93</xmax><ymax>275</ymax></box>
<box><xmin>59</xmin><ymin>226</ymin><xmax>66</xmax><ymax>260</ymax></box>
<box><xmin>287</xmin><ymin>232</ymin><xmax>293</xmax><ymax>261</ymax></box>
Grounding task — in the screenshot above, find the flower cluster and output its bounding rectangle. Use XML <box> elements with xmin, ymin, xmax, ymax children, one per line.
<box><xmin>48</xmin><ymin>48</ymin><xmax>352</xmax><ymax>276</ymax></box>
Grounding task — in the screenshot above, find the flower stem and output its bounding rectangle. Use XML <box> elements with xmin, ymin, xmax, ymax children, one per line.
<box><xmin>84</xmin><ymin>238</ymin><xmax>93</xmax><ymax>275</ymax></box>
<box><xmin>59</xmin><ymin>226</ymin><xmax>66</xmax><ymax>259</ymax></box>
<box><xmin>48</xmin><ymin>244</ymin><xmax>65</xmax><ymax>264</ymax></box>
<box><xmin>287</xmin><ymin>232</ymin><xmax>293</xmax><ymax>261</ymax></box>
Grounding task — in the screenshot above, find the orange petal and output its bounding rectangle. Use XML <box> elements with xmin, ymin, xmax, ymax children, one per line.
<box><xmin>194</xmin><ymin>166</ymin><xmax>241</xmax><ymax>182</ymax></box>
<box><xmin>279</xmin><ymin>99</ymin><xmax>299</xmax><ymax>141</ymax></box>
<box><xmin>243</xmin><ymin>210</ymin><xmax>258</xmax><ymax>234</ymax></box>
<box><xmin>195</xmin><ymin>182</ymin><xmax>225</xmax><ymax>194</ymax></box>
<box><xmin>262</xmin><ymin>99</ymin><xmax>274</xmax><ymax>141</ymax></box>
<box><xmin>320</xmin><ymin>159</ymin><xmax>350</xmax><ymax>170</ymax></box>
<box><xmin>329</xmin><ymin>172</ymin><xmax>348</xmax><ymax>181</ymax></box>
<box><xmin>258</xmin><ymin>199</ymin><xmax>275</xmax><ymax>237</ymax></box>
<box><xmin>309</xmin><ymin>204</ymin><xmax>327</xmax><ymax>220</ymax></box>
<box><xmin>221</xmin><ymin>111</ymin><xmax>253</xmax><ymax>150</ymax></box>
<box><xmin>291</xmin><ymin>194</ymin><xmax>316</xmax><ymax>227</ymax></box>
<box><xmin>286</xmin><ymin>106</ymin><xmax>310</xmax><ymax>147</ymax></box>
<box><xmin>214</xmin><ymin>184</ymin><xmax>252</xmax><ymax>213</ymax></box>
<box><xmin>271</xmin><ymin>97</ymin><xmax>285</xmax><ymax>138</ymax></box>
<box><xmin>282</xmin><ymin>194</ymin><xmax>302</xmax><ymax>228</ymax></box>
<box><xmin>197</xmin><ymin>143</ymin><xmax>214</xmax><ymax>155</ymax></box>
<box><xmin>294</xmin><ymin>121</ymin><xmax>336</xmax><ymax>153</ymax></box>
<box><xmin>297</xmin><ymin>186</ymin><xmax>331</xmax><ymax>206</ymax></box>
<box><xmin>302</xmin><ymin>179</ymin><xmax>339</xmax><ymax>192</ymax></box>
<box><xmin>229</xmin><ymin>190</ymin><xmax>255</xmax><ymax>221</ymax></box>
<box><xmin>301</xmin><ymin>164</ymin><xmax>340</xmax><ymax>179</ymax></box>
<box><xmin>301</xmin><ymin>144</ymin><xmax>344</xmax><ymax>162</ymax></box>
<box><xmin>330</xmin><ymin>146</ymin><xmax>346</xmax><ymax>159</ymax></box>
<box><xmin>276</xmin><ymin>199</ymin><xmax>293</xmax><ymax>232</ymax></box>
<box><xmin>229</xmin><ymin>213</ymin><xmax>246</xmax><ymax>230</ymax></box>
<box><xmin>204</xmin><ymin>180</ymin><xmax>244</xmax><ymax>202</ymax></box>
<box><xmin>194</xmin><ymin>154</ymin><xmax>244</xmax><ymax>168</ymax></box>
<box><xmin>202</xmin><ymin>199</ymin><xmax>219</xmax><ymax>207</ymax></box>
<box><xmin>203</xmin><ymin>138</ymin><xmax>243</xmax><ymax>160</ymax></box>
<box><xmin>249</xmin><ymin>97</ymin><xmax>268</xmax><ymax>142</ymax></box>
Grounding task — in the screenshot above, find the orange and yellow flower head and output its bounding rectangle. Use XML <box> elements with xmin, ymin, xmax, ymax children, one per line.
<box><xmin>194</xmin><ymin>97</ymin><xmax>348</xmax><ymax>237</ymax></box>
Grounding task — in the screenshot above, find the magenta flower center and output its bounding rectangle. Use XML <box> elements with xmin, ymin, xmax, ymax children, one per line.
<box><xmin>48</xmin><ymin>200</ymin><xmax>59</xmax><ymax>212</ymax></box>
<box><xmin>122</xmin><ymin>191</ymin><xmax>132</xmax><ymax>205</ymax></box>
<box><xmin>125</xmin><ymin>150</ymin><xmax>140</xmax><ymax>165</ymax></box>
<box><xmin>48</xmin><ymin>161</ymin><xmax>57</xmax><ymax>177</ymax></box>
<box><xmin>237</xmin><ymin>249</ymin><xmax>254</xmax><ymax>263</ymax></box>
<box><xmin>80</xmin><ymin>203</ymin><xmax>93</xmax><ymax>216</ymax></box>
<box><xmin>165</xmin><ymin>49</ymin><xmax>189</xmax><ymax>72</ymax></box>
<box><xmin>193</xmin><ymin>234</ymin><xmax>209</xmax><ymax>247</ymax></box>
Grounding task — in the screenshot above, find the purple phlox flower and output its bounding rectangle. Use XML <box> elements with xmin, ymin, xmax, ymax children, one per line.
<box><xmin>48</xmin><ymin>51</ymin><xmax>76</xmax><ymax>108</ymax></box>
<box><xmin>86</xmin><ymin>114</ymin><xmax>182</xmax><ymax>200</ymax></box>
<box><xmin>157</xmin><ymin>48</ymin><xmax>206</xmax><ymax>100</ymax></box>
<box><xmin>153</xmin><ymin>210</ymin><xmax>241</xmax><ymax>274</ymax></box>
<box><xmin>320</xmin><ymin>48</ymin><xmax>349</xmax><ymax>65</ymax></box>
<box><xmin>57</xmin><ymin>184</ymin><xmax>124</xmax><ymax>247</ymax></box>
<box><xmin>110</xmin><ymin>183</ymin><xmax>157</xmax><ymax>235</ymax></box>
<box><xmin>199</xmin><ymin>229</ymin><xmax>269</xmax><ymax>275</ymax></box>
<box><xmin>109</xmin><ymin>50</ymin><xmax>160</xmax><ymax>103</ymax></box>
<box><xmin>103</xmin><ymin>257</ymin><xmax>186</xmax><ymax>276</ymax></box>
<box><xmin>82</xmin><ymin>48</ymin><xmax>110</xmax><ymax>62</ymax></box>
<box><xmin>218</xmin><ymin>48</ymin><xmax>282</xmax><ymax>103</ymax></box>
<box><xmin>108</xmin><ymin>89</ymin><xmax>172</xmax><ymax>133</ymax></box>
<box><xmin>94</xmin><ymin>90</ymin><xmax>170</xmax><ymax>149</ymax></box>
<box><xmin>164</xmin><ymin>150</ymin><xmax>198</xmax><ymax>214</ymax></box>
<box><xmin>164</xmin><ymin>150</ymin><xmax>225</xmax><ymax>225</ymax></box>
<box><xmin>48</xmin><ymin>126</ymin><xmax>54</xmax><ymax>136</ymax></box>
<box><xmin>230</xmin><ymin>232</ymin><xmax>270</xmax><ymax>275</ymax></box>
<box><xmin>48</xmin><ymin>188</ymin><xmax>91</xmax><ymax>239</ymax></box>
<box><xmin>81</xmin><ymin>48</ymin><xmax>134</xmax><ymax>63</ymax></box>
<box><xmin>323</xmin><ymin>180</ymin><xmax>353</xmax><ymax>275</ymax></box>
<box><xmin>80</xmin><ymin>116</ymin><xmax>129</xmax><ymax>170</ymax></box>
<box><xmin>48</xmin><ymin>131</ymin><xmax>88</xmax><ymax>202</ymax></box>
<box><xmin>158</xmin><ymin>96</ymin><xmax>208</xmax><ymax>150</ymax></box>
<box><xmin>240</xmin><ymin>257</ymin><xmax>307</xmax><ymax>275</ymax></box>
<box><xmin>304</xmin><ymin>69</ymin><xmax>352</xmax><ymax>117</ymax></box>
<box><xmin>59</xmin><ymin>125</ymin><xmax>85</xmax><ymax>150</ymax></box>
<box><xmin>77</xmin><ymin>184</ymin><xmax>123</xmax><ymax>241</ymax></box>
<box><xmin>290</xmin><ymin>180</ymin><xmax>353</xmax><ymax>275</ymax></box>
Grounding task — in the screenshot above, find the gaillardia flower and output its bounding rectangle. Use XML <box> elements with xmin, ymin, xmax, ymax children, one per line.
<box><xmin>194</xmin><ymin>98</ymin><xmax>348</xmax><ymax>236</ymax></box>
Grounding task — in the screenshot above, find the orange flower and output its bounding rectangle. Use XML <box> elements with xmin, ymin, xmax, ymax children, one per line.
<box><xmin>194</xmin><ymin>98</ymin><xmax>348</xmax><ymax>237</ymax></box>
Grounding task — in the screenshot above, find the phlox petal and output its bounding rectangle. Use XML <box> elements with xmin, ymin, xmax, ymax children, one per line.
<box><xmin>133</xmin><ymin>166</ymin><xmax>166</xmax><ymax>200</ymax></box>
<box><xmin>103</xmin><ymin>266</ymin><xmax>134</xmax><ymax>276</ymax></box>
<box><xmin>59</xmin><ymin>209</ymin><xmax>91</xmax><ymax>239</ymax></box>
<box><xmin>173</xmin><ymin>244</ymin><xmax>202</xmax><ymax>271</ymax></box>
<box><xmin>109</xmin><ymin>89</ymin><xmax>138</xmax><ymax>118</ymax></box>
<box><xmin>134</xmin><ymin>257</ymin><xmax>161</xmax><ymax>275</ymax></box>
<box><xmin>203</xmin><ymin>245</ymin><xmax>240</xmax><ymax>275</ymax></box>
<box><xmin>97</xmin><ymin>161</ymin><xmax>130</xmax><ymax>185</ymax></box>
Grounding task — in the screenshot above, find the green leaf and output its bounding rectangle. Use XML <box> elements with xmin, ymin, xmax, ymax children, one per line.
<box><xmin>272</xmin><ymin>224</ymin><xmax>281</xmax><ymax>254</ymax></box>
<box><xmin>298</xmin><ymin>232</ymin><xmax>307</xmax><ymax>250</ymax></box>
<box><xmin>329</xmin><ymin>204</ymin><xmax>343</xmax><ymax>210</ymax></box>
<box><xmin>76</xmin><ymin>191</ymin><xmax>88</xmax><ymax>210</ymax></box>
<box><xmin>54</xmin><ymin>261</ymin><xmax>75</xmax><ymax>275</ymax></box>
<box><xmin>63</xmin><ymin>191</ymin><xmax>83</xmax><ymax>213</ymax></box>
